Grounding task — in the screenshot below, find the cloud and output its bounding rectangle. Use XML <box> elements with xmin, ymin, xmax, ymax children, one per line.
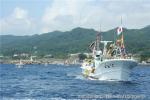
<box><xmin>0</xmin><ymin>7</ymin><xmax>36</xmax><ymax>35</ymax></box>
<box><xmin>41</xmin><ymin>0</ymin><xmax>94</xmax><ymax>33</ymax></box>
<box><xmin>1</xmin><ymin>0</ymin><xmax>150</xmax><ymax>35</ymax></box>
<box><xmin>41</xmin><ymin>0</ymin><xmax>150</xmax><ymax>32</ymax></box>
<box><xmin>13</xmin><ymin>7</ymin><xmax>28</xmax><ymax>19</ymax></box>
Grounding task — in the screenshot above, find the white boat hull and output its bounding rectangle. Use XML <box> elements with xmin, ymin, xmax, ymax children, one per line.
<box><xmin>82</xmin><ymin>59</ymin><xmax>137</xmax><ymax>81</ymax></box>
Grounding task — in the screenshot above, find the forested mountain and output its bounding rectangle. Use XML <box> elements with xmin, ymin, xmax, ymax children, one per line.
<box><xmin>0</xmin><ymin>25</ymin><xmax>150</xmax><ymax>58</ymax></box>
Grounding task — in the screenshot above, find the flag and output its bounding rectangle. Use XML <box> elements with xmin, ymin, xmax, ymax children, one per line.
<box><xmin>121</xmin><ymin>34</ymin><xmax>124</xmax><ymax>48</ymax></box>
<box><xmin>117</xmin><ymin>26</ymin><xmax>123</xmax><ymax>35</ymax></box>
<box><xmin>120</xmin><ymin>33</ymin><xmax>126</xmax><ymax>55</ymax></box>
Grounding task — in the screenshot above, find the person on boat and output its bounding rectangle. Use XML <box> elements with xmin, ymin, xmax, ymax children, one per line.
<box><xmin>91</xmin><ymin>62</ymin><xmax>95</xmax><ymax>73</ymax></box>
<box><xmin>107</xmin><ymin>44</ymin><xmax>114</xmax><ymax>58</ymax></box>
<box><xmin>87</xmin><ymin>59</ymin><xmax>95</xmax><ymax>73</ymax></box>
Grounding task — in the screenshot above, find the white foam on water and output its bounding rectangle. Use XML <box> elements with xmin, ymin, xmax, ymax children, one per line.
<box><xmin>75</xmin><ymin>74</ymin><xmax>86</xmax><ymax>80</ymax></box>
<box><xmin>49</xmin><ymin>97</ymin><xmax>65</xmax><ymax>100</ymax></box>
<box><xmin>66</xmin><ymin>73</ymin><xmax>76</xmax><ymax>77</ymax></box>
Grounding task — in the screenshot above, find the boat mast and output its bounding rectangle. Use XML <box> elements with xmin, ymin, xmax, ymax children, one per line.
<box><xmin>115</xmin><ymin>16</ymin><xmax>126</xmax><ymax>57</ymax></box>
<box><xmin>121</xmin><ymin>16</ymin><xmax>125</xmax><ymax>48</ymax></box>
<box><xmin>96</xmin><ymin>25</ymin><xmax>101</xmax><ymax>51</ymax></box>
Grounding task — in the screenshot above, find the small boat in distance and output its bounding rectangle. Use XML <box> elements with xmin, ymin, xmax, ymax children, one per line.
<box><xmin>44</xmin><ymin>62</ymin><xmax>48</xmax><ymax>66</ymax></box>
<box><xmin>81</xmin><ymin>25</ymin><xmax>138</xmax><ymax>81</ymax></box>
<box><xmin>16</xmin><ymin>59</ymin><xmax>24</xmax><ymax>68</ymax></box>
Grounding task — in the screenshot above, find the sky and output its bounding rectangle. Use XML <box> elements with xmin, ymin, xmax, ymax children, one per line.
<box><xmin>0</xmin><ymin>0</ymin><xmax>150</xmax><ymax>35</ymax></box>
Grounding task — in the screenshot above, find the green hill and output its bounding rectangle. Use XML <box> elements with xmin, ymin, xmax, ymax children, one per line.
<box><xmin>0</xmin><ymin>26</ymin><xmax>150</xmax><ymax>58</ymax></box>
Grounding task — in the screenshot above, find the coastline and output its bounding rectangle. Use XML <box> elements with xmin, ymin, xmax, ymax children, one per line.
<box><xmin>0</xmin><ymin>58</ymin><xmax>81</xmax><ymax>65</ymax></box>
<box><xmin>1</xmin><ymin>59</ymin><xmax>150</xmax><ymax>66</ymax></box>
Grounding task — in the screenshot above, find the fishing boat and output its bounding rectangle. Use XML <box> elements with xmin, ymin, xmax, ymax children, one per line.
<box><xmin>81</xmin><ymin>25</ymin><xmax>137</xmax><ymax>81</ymax></box>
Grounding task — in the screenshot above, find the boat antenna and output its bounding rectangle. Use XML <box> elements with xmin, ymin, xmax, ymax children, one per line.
<box><xmin>121</xmin><ymin>16</ymin><xmax>122</xmax><ymax>26</ymax></box>
<box><xmin>96</xmin><ymin>25</ymin><xmax>101</xmax><ymax>51</ymax></box>
<box><xmin>100</xmin><ymin>24</ymin><xmax>102</xmax><ymax>41</ymax></box>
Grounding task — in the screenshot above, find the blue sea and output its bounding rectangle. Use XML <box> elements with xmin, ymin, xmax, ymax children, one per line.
<box><xmin>0</xmin><ymin>64</ymin><xmax>150</xmax><ymax>100</ymax></box>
